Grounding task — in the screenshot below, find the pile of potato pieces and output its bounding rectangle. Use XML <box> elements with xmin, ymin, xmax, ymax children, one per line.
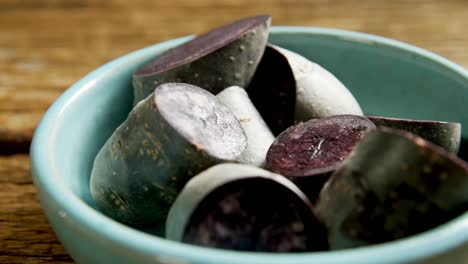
<box><xmin>90</xmin><ymin>15</ymin><xmax>467</xmax><ymax>252</ymax></box>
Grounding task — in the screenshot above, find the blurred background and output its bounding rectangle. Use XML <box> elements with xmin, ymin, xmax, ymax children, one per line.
<box><xmin>1</xmin><ymin>0</ymin><xmax>468</xmax><ymax>143</ymax></box>
<box><xmin>0</xmin><ymin>0</ymin><xmax>467</xmax><ymax>263</ymax></box>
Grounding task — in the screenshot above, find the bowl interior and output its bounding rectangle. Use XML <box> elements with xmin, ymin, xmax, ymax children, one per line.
<box><xmin>37</xmin><ymin>27</ymin><xmax>468</xmax><ymax>263</ymax></box>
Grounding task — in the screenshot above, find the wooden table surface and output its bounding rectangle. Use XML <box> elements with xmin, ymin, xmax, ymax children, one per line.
<box><xmin>1</xmin><ymin>0</ymin><xmax>467</xmax><ymax>263</ymax></box>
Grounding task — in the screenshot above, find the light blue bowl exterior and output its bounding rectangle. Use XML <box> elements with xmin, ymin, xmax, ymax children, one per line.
<box><xmin>31</xmin><ymin>27</ymin><xmax>468</xmax><ymax>264</ymax></box>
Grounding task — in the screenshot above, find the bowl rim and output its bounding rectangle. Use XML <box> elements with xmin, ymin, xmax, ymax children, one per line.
<box><xmin>31</xmin><ymin>26</ymin><xmax>468</xmax><ymax>264</ymax></box>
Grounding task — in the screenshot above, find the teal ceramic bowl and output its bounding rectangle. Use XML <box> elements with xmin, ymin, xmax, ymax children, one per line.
<box><xmin>31</xmin><ymin>26</ymin><xmax>468</xmax><ymax>264</ymax></box>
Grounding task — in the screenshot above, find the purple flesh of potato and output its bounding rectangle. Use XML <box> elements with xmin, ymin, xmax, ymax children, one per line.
<box><xmin>90</xmin><ymin>83</ymin><xmax>247</xmax><ymax>226</ymax></box>
<box><xmin>368</xmin><ymin>115</ymin><xmax>461</xmax><ymax>153</ymax></box>
<box><xmin>247</xmin><ymin>44</ymin><xmax>363</xmax><ymax>135</ymax></box>
<box><xmin>166</xmin><ymin>163</ymin><xmax>328</xmax><ymax>252</ymax></box>
<box><xmin>247</xmin><ymin>44</ymin><xmax>296</xmax><ymax>135</ymax></box>
<box><xmin>133</xmin><ymin>15</ymin><xmax>270</xmax><ymax>105</ymax></box>
<box><xmin>266</xmin><ymin>115</ymin><xmax>376</xmax><ymax>201</ymax></box>
<box><xmin>316</xmin><ymin>127</ymin><xmax>468</xmax><ymax>249</ymax></box>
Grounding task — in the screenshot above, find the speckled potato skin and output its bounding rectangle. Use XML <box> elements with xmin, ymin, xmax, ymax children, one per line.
<box><xmin>132</xmin><ymin>18</ymin><xmax>270</xmax><ymax>105</ymax></box>
<box><xmin>368</xmin><ymin>116</ymin><xmax>461</xmax><ymax>153</ymax></box>
<box><xmin>90</xmin><ymin>85</ymin><xmax>246</xmax><ymax>226</ymax></box>
<box><xmin>316</xmin><ymin>127</ymin><xmax>468</xmax><ymax>249</ymax></box>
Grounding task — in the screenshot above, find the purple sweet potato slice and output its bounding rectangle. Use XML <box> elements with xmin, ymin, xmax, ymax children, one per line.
<box><xmin>90</xmin><ymin>83</ymin><xmax>247</xmax><ymax>226</ymax></box>
<box><xmin>266</xmin><ymin>115</ymin><xmax>375</xmax><ymax>200</ymax></box>
<box><xmin>247</xmin><ymin>44</ymin><xmax>297</xmax><ymax>135</ymax></box>
<box><xmin>166</xmin><ymin>163</ymin><xmax>328</xmax><ymax>252</ymax></box>
<box><xmin>458</xmin><ymin>137</ymin><xmax>468</xmax><ymax>161</ymax></box>
<box><xmin>132</xmin><ymin>15</ymin><xmax>270</xmax><ymax>105</ymax></box>
<box><xmin>315</xmin><ymin>127</ymin><xmax>468</xmax><ymax>249</ymax></box>
<box><xmin>368</xmin><ymin>115</ymin><xmax>461</xmax><ymax>153</ymax></box>
<box><xmin>247</xmin><ymin>44</ymin><xmax>363</xmax><ymax>135</ymax></box>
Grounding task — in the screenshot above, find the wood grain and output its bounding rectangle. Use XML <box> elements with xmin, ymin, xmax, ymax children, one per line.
<box><xmin>0</xmin><ymin>155</ymin><xmax>72</xmax><ymax>263</ymax></box>
<box><xmin>1</xmin><ymin>0</ymin><xmax>467</xmax><ymax>149</ymax></box>
<box><xmin>0</xmin><ymin>0</ymin><xmax>467</xmax><ymax>263</ymax></box>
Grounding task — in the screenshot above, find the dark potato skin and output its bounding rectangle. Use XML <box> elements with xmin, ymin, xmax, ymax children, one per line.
<box><xmin>133</xmin><ymin>15</ymin><xmax>270</xmax><ymax>104</ymax></box>
<box><xmin>90</xmin><ymin>83</ymin><xmax>246</xmax><ymax>226</ymax></box>
<box><xmin>316</xmin><ymin>127</ymin><xmax>468</xmax><ymax>249</ymax></box>
<box><xmin>368</xmin><ymin>115</ymin><xmax>461</xmax><ymax>153</ymax></box>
